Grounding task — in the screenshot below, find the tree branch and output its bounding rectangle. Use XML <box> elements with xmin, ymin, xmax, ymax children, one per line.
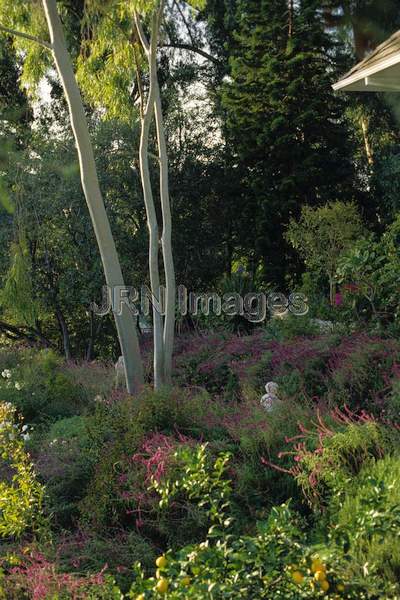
<box><xmin>0</xmin><ymin>23</ymin><xmax>53</xmax><ymax>50</ymax></box>
<box><xmin>134</xmin><ymin>11</ymin><xmax>150</xmax><ymax>54</ymax></box>
<box><xmin>132</xmin><ymin>27</ymin><xmax>145</xmax><ymax>118</ymax></box>
<box><xmin>161</xmin><ymin>42</ymin><xmax>220</xmax><ymax>65</ymax></box>
<box><xmin>0</xmin><ymin>319</ymin><xmax>52</xmax><ymax>346</ymax></box>
<box><xmin>173</xmin><ymin>0</ymin><xmax>196</xmax><ymax>46</ymax></box>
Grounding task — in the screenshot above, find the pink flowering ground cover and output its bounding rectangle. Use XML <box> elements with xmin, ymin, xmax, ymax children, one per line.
<box><xmin>2</xmin><ymin>329</ymin><xmax>400</xmax><ymax>596</ymax></box>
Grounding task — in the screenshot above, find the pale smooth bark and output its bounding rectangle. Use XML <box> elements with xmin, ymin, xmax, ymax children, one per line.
<box><xmin>135</xmin><ymin>7</ymin><xmax>165</xmax><ymax>388</ymax></box>
<box><xmin>360</xmin><ymin>117</ymin><xmax>374</xmax><ymax>165</ymax></box>
<box><xmin>0</xmin><ymin>23</ymin><xmax>52</xmax><ymax>49</ymax></box>
<box><xmin>154</xmin><ymin>85</ymin><xmax>175</xmax><ymax>384</ymax></box>
<box><xmin>42</xmin><ymin>0</ymin><xmax>144</xmax><ymax>393</ymax></box>
<box><xmin>135</xmin><ymin>2</ymin><xmax>176</xmax><ymax>386</ymax></box>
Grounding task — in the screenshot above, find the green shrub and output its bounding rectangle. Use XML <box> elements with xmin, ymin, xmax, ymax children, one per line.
<box><xmin>0</xmin><ymin>349</ymin><xmax>88</xmax><ymax>424</ymax></box>
<box><xmin>328</xmin><ymin>454</ymin><xmax>400</xmax><ymax>596</ymax></box>
<box><xmin>277</xmin><ymin>415</ymin><xmax>399</xmax><ymax>510</ymax></box>
<box><xmin>65</xmin><ymin>361</ymin><xmax>115</xmax><ymax>401</ymax></box>
<box><xmin>35</xmin><ymin>416</ymin><xmax>95</xmax><ymax>527</ymax></box>
<box><xmin>0</xmin><ymin>401</ymin><xmax>45</xmax><ymax>538</ymax></box>
<box><xmin>0</xmin><ymin>346</ymin><xmax>21</xmax><ymax>373</ymax></box>
<box><xmin>78</xmin><ymin>387</ymin><xmax>203</xmax><ymax>533</ymax></box>
<box><xmin>326</xmin><ymin>338</ymin><xmax>400</xmax><ymax>411</ymax></box>
<box><xmin>127</xmin><ymin>445</ymin><xmax>375</xmax><ymax>599</ymax></box>
<box><xmin>265</xmin><ymin>314</ymin><xmax>321</xmax><ymax>341</ymax></box>
<box><xmin>79</xmin><ymin>387</ymin><xmax>311</xmax><ymax>539</ymax></box>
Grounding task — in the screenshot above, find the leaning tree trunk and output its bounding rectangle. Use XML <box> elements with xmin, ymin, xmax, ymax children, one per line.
<box><xmin>42</xmin><ymin>0</ymin><xmax>144</xmax><ymax>393</ymax></box>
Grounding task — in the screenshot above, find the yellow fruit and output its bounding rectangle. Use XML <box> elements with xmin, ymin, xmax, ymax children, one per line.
<box><xmin>337</xmin><ymin>584</ymin><xmax>345</xmax><ymax>592</ymax></box>
<box><xmin>311</xmin><ymin>560</ymin><xmax>325</xmax><ymax>573</ymax></box>
<box><xmin>321</xmin><ymin>580</ymin><xmax>330</xmax><ymax>592</ymax></box>
<box><xmin>156</xmin><ymin>569</ymin><xmax>161</xmax><ymax>579</ymax></box>
<box><xmin>181</xmin><ymin>576</ymin><xmax>191</xmax><ymax>586</ymax></box>
<box><xmin>314</xmin><ymin>570</ymin><xmax>327</xmax><ymax>582</ymax></box>
<box><xmin>136</xmin><ymin>595</ymin><xmax>145</xmax><ymax>600</ymax></box>
<box><xmin>156</xmin><ymin>556</ymin><xmax>167</xmax><ymax>569</ymax></box>
<box><xmin>292</xmin><ymin>571</ymin><xmax>304</xmax><ymax>585</ymax></box>
<box><xmin>156</xmin><ymin>578</ymin><xmax>169</xmax><ymax>594</ymax></box>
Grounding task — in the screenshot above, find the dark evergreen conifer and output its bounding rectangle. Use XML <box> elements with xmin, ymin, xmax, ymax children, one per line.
<box><xmin>222</xmin><ymin>0</ymin><xmax>355</xmax><ymax>283</ymax></box>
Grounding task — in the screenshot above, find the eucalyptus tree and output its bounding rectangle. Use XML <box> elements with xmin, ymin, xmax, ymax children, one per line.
<box><xmin>77</xmin><ymin>0</ymin><xmax>204</xmax><ymax>387</ymax></box>
<box><xmin>0</xmin><ymin>0</ymin><xmax>144</xmax><ymax>393</ymax></box>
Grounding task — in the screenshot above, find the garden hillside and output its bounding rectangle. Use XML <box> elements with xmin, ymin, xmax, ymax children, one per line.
<box><xmin>2</xmin><ymin>1</ymin><xmax>400</xmax><ymax>599</ymax></box>
<box><xmin>1</xmin><ymin>320</ymin><xmax>400</xmax><ymax>598</ymax></box>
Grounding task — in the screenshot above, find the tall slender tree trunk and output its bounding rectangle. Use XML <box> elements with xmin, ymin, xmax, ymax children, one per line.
<box><xmin>86</xmin><ymin>308</ymin><xmax>99</xmax><ymax>361</ymax></box>
<box><xmin>136</xmin><ymin>8</ymin><xmax>165</xmax><ymax>388</ymax></box>
<box><xmin>360</xmin><ymin>116</ymin><xmax>374</xmax><ymax>165</ymax></box>
<box><xmin>288</xmin><ymin>0</ymin><xmax>294</xmax><ymax>38</ymax></box>
<box><xmin>42</xmin><ymin>0</ymin><xmax>144</xmax><ymax>393</ymax></box>
<box><xmin>134</xmin><ymin>3</ymin><xmax>176</xmax><ymax>388</ymax></box>
<box><xmin>154</xmin><ymin>82</ymin><xmax>175</xmax><ymax>385</ymax></box>
<box><xmin>329</xmin><ymin>275</ymin><xmax>336</xmax><ymax>307</ymax></box>
<box><xmin>352</xmin><ymin>24</ymin><xmax>374</xmax><ymax>167</ymax></box>
<box><xmin>55</xmin><ymin>306</ymin><xmax>71</xmax><ymax>360</ymax></box>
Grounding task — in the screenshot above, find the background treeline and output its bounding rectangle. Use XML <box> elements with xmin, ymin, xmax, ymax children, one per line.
<box><xmin>1</xmin><ymin>0</ymin><xmax>400</xmax><ymax>359</ymax></box>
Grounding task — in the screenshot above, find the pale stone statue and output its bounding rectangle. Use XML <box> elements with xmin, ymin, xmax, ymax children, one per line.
<box><xmin>114</xmin><ymin>355</ymin><xmax>125</xmax><ymax>389</ymax></box>
<box><xmin>260</xmin><ymin>382</ymin><xmax>280</xmax><ymax>412</ymax></box>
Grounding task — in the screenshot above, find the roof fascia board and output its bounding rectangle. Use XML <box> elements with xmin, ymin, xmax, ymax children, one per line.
<box><xmin>333</xmin><ymin>51</ymin><xmax>400</xmax><ymax>91</ymax></box>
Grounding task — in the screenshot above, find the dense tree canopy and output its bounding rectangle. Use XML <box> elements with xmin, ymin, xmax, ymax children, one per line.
<box><xmin>0</xmin><ymin>0</ymin><xmax>400</xmax><ymax>357</ymax></box>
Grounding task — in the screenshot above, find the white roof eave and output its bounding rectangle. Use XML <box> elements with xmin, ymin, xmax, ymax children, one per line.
<box><xmin>333</xmin><ymin>51</ymin><xmax>400</xmax><ymax>92</ymax></box>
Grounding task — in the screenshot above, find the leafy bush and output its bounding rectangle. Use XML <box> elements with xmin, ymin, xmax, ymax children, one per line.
<box><xmin>265</xmin><ymin>407</ymin><xmax>400</xmax><ymax>510</ymax></box>
<box><xmin>0</xmin><ymin>346</ymin><xmax>21</xmax><ymax>373</ymax></box>
<box><xmin>127</xmin><ymin>445</ymin><xmax>378</xmax><ymax>599</ymax></box>
<box><xmin>265</xmin><ymin>314</ymin><xmax>321</xmax><ymax>341</ymax></box>
<box><xmin>326</xmin><ymin>335</ymin><xmax>400</xmax><ymax>412</ymax></box>
<box><xmin>78</xmin><ymin>388</ymin><xmax>202</xmax><ymax>534</ymax></box>
<box><xmin>286</xmin><ymin>201</ymin><xmax>364</xmax><ymax>306</ymax></box>
<box><xmin>0</xmin><ymin>349</ymin><xmax>88</xmax><ymax>424</ymax></box>
<box><xmin>330</xmin><ymin>455</ymin><xmax>400</xmax><ymax>593</ymax></box>
<box><xmin>78</xmin><ymin>385</ymin><xmax>312</xmax><ymax>543</ymax></box>
<box><xmin>0</xmin><ymin>401</ymin><xmax>45</xmax><ymax>538</ymax></box>
<box><xmin>337</xmin><ymin>220</ymin><xmax>400</xmax><ymax>330</ymax></box>
<box><xmin>65</xmin><ymin>361</ymin><xmax>115</xmax><ymax>402</ymax></box>
<box><xmin>35</xmin><ymin>416</ymin><xmax>95</xmax><ymax>527</ymax></box>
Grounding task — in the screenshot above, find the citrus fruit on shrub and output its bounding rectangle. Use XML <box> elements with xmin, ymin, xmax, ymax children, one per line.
<box><xmin>311</xmin><ymin>560</ymin><xmax>325</xmax><ymax>573</ymax></box>
<box><xmin>321</xmin><ymin>580</ymin><xmax>330</xmax><ymax>592</ymax></box>
<box><xmin>156</xmin><ymin>556</ymin><xmax>167</xmax><ymax>568</ymax></box>
<box><xmin>292</xmin><ymin>571</ymin><xmax>304</xmax><ymax>584</ymax></box>
<box><xmin>156</xmin><ymin>578</ymin><xmax>169</xmax><ymax>594</ymax></box>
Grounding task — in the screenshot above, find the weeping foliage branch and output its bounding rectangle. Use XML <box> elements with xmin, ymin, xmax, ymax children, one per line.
<box><xmin>1</xmin><ymin>238</ymin><xmax>40</xmax><ymax>327</ymax></box>
<box><xmin>0</xmin><ymin>0</ymin><xmax>51</xmax><ymax>95</ymax></box>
